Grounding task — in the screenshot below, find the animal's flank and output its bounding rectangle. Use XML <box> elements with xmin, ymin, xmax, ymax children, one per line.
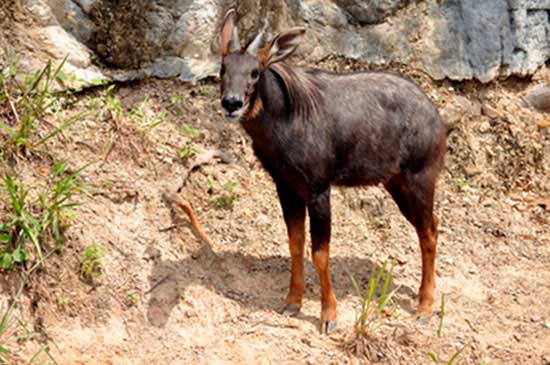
<box><xmin>269</xmin><ymin>63</ymin><xmax>325</xmax><ymax>122</ymax></box>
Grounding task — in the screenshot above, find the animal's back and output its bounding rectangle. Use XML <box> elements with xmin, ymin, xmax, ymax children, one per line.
<box><xmin>305</xmin><ymin>68</ymin><xmax>445</xmax><ymax>185</ymax></box>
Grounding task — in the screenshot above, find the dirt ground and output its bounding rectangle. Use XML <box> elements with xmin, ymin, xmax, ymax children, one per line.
<box><xmin>1</xmin><ymin>62</ymin><xmax>549</xmax><ymax>364</ymax></box>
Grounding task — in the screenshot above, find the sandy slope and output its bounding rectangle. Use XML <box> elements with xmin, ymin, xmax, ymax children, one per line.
<box><xmin>3</xmin><ymin>67</ymin><xmax>549</xmax><ymax>364</ymax></box>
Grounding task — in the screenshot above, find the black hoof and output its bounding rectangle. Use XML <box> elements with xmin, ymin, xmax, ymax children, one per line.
<box><xmin>414</xmin><ymin>313</ymin><xmax>432</xmax><ymax>325</ymax></box>
<box><xmin>320</xmin><ymin>320</ymin><xmax>337</xmax><ymax>334</ymax></box>
<box><xmin>281</xmin><ymin>304</ymin><xmax>301</xmax><ymax>317</ymax></box>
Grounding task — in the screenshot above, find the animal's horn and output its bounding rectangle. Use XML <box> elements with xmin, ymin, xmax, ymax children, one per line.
<box><xmin>246</xmin><ymin>32</ymin><xmax>263</xmax><ymax>55</ymax></box>
<box><xmin>231</xmin><ymin>27</ymin><xmax>240</xmax><ymax>52</ymax></box>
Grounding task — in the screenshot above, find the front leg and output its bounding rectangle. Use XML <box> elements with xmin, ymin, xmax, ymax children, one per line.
<box><xmin>308</xmin><ymin>189</ymin><xmax>337</xmax><ymax>334</ymax></box>
<box><xmin>276</xmin><ymin>183</ymin><xmax>306</xmax><ymax>316</ymax></box>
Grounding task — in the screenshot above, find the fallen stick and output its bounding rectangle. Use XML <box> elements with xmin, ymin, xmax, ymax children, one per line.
<box><xmin>163</xmin><ymin>192</ymin><xmax>212</xmax><ymax>245</ymax></box>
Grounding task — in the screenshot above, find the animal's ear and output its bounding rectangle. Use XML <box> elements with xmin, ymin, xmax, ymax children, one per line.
<box><xmin>220</xmin><ymin>9</ymin><xmax>240</xmax><ymax>56</ymax></box>
<box><xmin>264</xmin><ymin>28</ymin><xmax>305</xmax><ymax>67</ymax></box>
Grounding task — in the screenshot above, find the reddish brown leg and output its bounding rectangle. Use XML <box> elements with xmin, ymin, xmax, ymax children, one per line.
<box><xmin>385</xmin><ymin>172</ymin><xmax>439</xmax><ymax>316</ymax></box>
<box><xmin>309</xmin><ymin>189</ymin><xmax>337</xmax><ymax>334</ymax></box>
<box><xmin>276</xmin><ymin>183</ymin><xmax>306</xmax><ymax>316</ymax></box>
<box><xmin>417</xmin><ymin>214</ymin><xmax>439</xmax><ymax>314</ymax></box>
<box><xmin>285</xmin><ymin>219</ymin><xmax>305</xmax><ymax>313</ymax></box>
<box><xmin>312</xmin><ymin>245</ymin><xmax>337</xmax><ymax>331</ymax></box>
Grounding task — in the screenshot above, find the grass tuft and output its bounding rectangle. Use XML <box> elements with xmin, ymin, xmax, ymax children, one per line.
<box><xmin>351</xmin><ymin>258</ymin><xmax>399</xmax><ymax>337</ymax></box>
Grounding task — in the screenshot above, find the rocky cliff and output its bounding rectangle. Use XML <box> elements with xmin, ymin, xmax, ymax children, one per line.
<box><xmin>1</xmin><ymin>0</ymin><xmax>548</xmax><ymax>84</ymax></box>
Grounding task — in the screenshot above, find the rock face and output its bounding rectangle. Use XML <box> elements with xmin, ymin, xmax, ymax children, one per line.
<box><xmin>1</xmin><ymin>0</ymin><xmax>548</xmax><ymax>85</ymax></box>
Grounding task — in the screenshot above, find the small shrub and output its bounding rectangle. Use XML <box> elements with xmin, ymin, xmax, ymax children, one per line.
<box><xmin>457</xmin><ymin>177</ymin><xmax>468</xmax><ymax>192</ymax></box>
<box><xmin>179</xmin><ymin>123</ymin><xmax>201</xmax><ymax>161</ymax></box>
<box><xmin>126</xmin><ymin>291</ymin><xmax>139</xmax><ymax>306</ymax></box>
<box><xmin>179</xmin><ymin>140</ymin><xmax>199</xmax><ymax>160</ymax></box>
<box><xmin>80</xmin><ymin>242</ymin><xmax>106</xmax><ymax>281</ymax></box>
<box><xmin>211</xmin><ymin>181</ymin><xmax>238</xmax><ymax>210</ymax></box>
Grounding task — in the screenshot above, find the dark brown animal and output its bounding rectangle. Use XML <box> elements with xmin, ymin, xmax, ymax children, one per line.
<box><xmin>219</xmin><ymin>9</ymin><xmax>446</xmax><ymax>333</ymax></box>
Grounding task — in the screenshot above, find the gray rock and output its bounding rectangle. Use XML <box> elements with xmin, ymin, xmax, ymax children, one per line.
<box><xmin>334</xmin><ymin>0</ymin><xmax>403</xmax><ymax>25</ymax></box>
<box><xmin>523</xmin><ymin>83</ymin><xmax>550</xmax><ymax>112</ymax></box>
<box><xmin>1</xmin><ymin>0</ymin><xmax>549</xmax><ymax>85</ymax></box>
<box><xmin>440</xmin><ymin>103</ymin><xmax>465</xmax><ymax>131</ymax></box>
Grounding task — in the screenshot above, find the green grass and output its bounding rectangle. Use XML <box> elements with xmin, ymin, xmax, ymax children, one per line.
<box><xmin>351</xmin><ymin>259</ymin><xmax>399</xmax><ymax>336</ymax></box>
<box><xmin>178</xmin><ymin>123</ymin><xmax>201</xmax><ymax>161</ymax></box>
<box><xmin>0</xmin><ymin>49</ymin><xmax>84</xmax><ymax>160</ymax></box>
<box><xmin>437</xmin><ymin>293</ymin><xmax>445</xmax><ymax>337</ymax></box>
<box><xmin>126</xmin><ymin>291</ymin><xmax>139</xmax><ymax>305</ymax></box>
<box><xmin>210</xmin><ymin>181</ymin><xmax>239</xmax><ymax>210</ymax></box>
<box><xmin>0</xmin><ymin>163</ymin><xmax>87</xmax><ymax>270</ymax></box>
<box><xmin>80</xmin><ymin>242</ymin><xmax>106</xmax><ymax>281</ymax></box>
<box><xmin>428</xmin><ymin>347</ymin><xmax>464</xmax><ymax>365</ymax></box>
<box><xmin>0</xmin><ymin>48</ymin><xmax>89</xmax><ymax>364</ymax></box>
<box><xmin>0</xmin><ymin>250</ymin><xmax>59</xmax><ymax>364</ymax></box>
<box><xmin>457</xmin><ymin>177</ymin><xmax>468</xmax><ymax>192</ymax></box>
<box><xmin>128</xmin><ymin>97</ymin><xmax>167</xmax><ymax>131</ymax></box>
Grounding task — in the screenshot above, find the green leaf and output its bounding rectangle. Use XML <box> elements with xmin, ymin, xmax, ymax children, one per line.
<box><xmin>437</xmin><ymin>293</ymin><xmax>445</xmax><ymax>338</ymax></box>
<box><xmin>447</xmin><ymin>347</ymin><xmax>464</xmax><ymax>365</ymax></box>
<box><xmin>428</xmin><ymin>351</ymin><xmax>439</xmax><ymax>363</ymax></box>
<box><xmin>56</xmin><ymin>71</ymin><xmax>68</xmax><ymax>82</ymax></box>
<box><xmin>52</xmin><ymin>162</ymin><xmax>67</xmax><ymax>175</ymax></box>
<box><xmin>0</xmin><ymin>234</ymin><xmax>10</xmax><ymax>244</ymax></box>
<box><xmin>0</xmin><ymin>253</ymin><xmax>14</xmax><ymax>270</ymax></box>
<box><xmin>12</xmin><ymin>245</ymin><xmax>28</xmax><ymax>263</ymax></box>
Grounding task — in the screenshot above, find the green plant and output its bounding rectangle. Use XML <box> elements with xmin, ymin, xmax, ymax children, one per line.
<box><xmin>0</xmin><ymin>49</ymin><xmax>83</xmax><ymax>159</ymax></box>
<box><xmin>170</xmin><ymin>95</ymin><xmax>184</xmax><ymax>105</ymax></box>
<box><xmin>428</xmin><ymin>347</ymin><xmax>464</xmax><ymax>365</ymax></box>
<box><xmin>85</xmin><ymin>84</ymin><xmax>121</xmax><ymax>123</ymax></box>
<box><xmin>103</xmin><ymin>84</ymin><xmax>122</xmax><ymax>122</ymax></box>
<box><xmin>126</xmin><ymin>291</ymin><xmax>139</xmax><ymax>305</ymax></box>
<box><xmin>351</xmin><ymin>259</ymin><xmax>399</xmax><ymax>336</ymax></box>
<box><xmin>0</xmin><ymin>250</ymin><xmax>58</xmax><ymax>363</ymax></box>
<box><xmin>207</xmin><ymin>175</ymin><xmax>216</xmax><ymax>194</ymax></box>
<box><xmin>129</xmin><ymin>97</ymin><xmax>167</xmax><ymax>131</ymax></box>
<box><xmin>0</xmin><ymin>162</ymin><xmax>87</xmax><ymax>270</ymax></box>
<box><xmin>437</xmin><ymin>293</ymin><xmax>445</xmax><ymax>337</ymax></box>
<box><xmin>211</xmin><ymin>181</ymin><xmax>238</xmax><ymax>209</ymax></box>
<box><xmin>80</xmin><ymin>242</ymin><xmax>106</xmax><ymax>280</ymax></box>
<box><xmin>457</xmin><ymin>177</ymin><xmax>468</xmax><ymax>192</ymax></box>
<box><xmin>181</xmin><ymin>123</ymin><xmax>200</xmax><ymax>138</ymax></box>
<box><xmin>143</xmin><ymin>109</ymin><xmax>166</xmax><ymax>131</ymax></box>
<box><xmin>179</xmin><ymin>140</ymin><xmax>199</xmax><ymax>160</ymax></box>
<box><xmin>178</xmin><ymin>123</ymin><xmax>201</xmax><ymax>161</ymax></box>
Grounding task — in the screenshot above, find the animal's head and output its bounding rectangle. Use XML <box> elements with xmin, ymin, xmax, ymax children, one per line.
<box><xmin>219</xmin><ymin>9</ymin><xmax>305</xmax><ymax>122</ymax></box>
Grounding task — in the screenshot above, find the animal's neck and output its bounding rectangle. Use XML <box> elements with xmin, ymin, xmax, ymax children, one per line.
<box><xmin>241</xmin><ymin>68</ymin><xmax>286</xmax><ymax>136</ymax></box>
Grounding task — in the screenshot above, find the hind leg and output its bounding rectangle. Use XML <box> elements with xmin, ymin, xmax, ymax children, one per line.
<box><xmin>308</xmin><ymin>189</ymin><xmax>337</xmax><ymax>334</ymax></box>
<box><xmin>385</xmin><ymin>172</ymin><xmax>439</xmax><ymax>315</ymax></box>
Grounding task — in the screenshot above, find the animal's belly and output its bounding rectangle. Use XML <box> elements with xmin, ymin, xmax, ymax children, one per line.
<box><xmin>332</xmin><ymin>164</ymin><xmax>398</xmax><ymax>187</ymax></box>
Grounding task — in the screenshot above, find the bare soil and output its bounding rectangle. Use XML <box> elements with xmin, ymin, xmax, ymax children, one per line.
<box><xmin>1</xmin><ymin>63</ymin><xmax>549</xmax><ymax>364</ymax></box>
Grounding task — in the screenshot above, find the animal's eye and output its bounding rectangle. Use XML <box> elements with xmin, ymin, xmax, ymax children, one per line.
<box><xmin>251</xmin><ymin>69</ymin><xmax>259</xmax><ymax>79</ymax></box>
<box><xmin>220</xmin><ymin>65</ymin><xmax>225</xmax><ymax>77</ymax></box>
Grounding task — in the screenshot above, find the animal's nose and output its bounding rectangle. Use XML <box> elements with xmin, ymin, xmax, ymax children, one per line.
<box><xmin>222</xmin><ymin>97</ymin><xmax>243</xmax><ymax>113</ymax></box>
